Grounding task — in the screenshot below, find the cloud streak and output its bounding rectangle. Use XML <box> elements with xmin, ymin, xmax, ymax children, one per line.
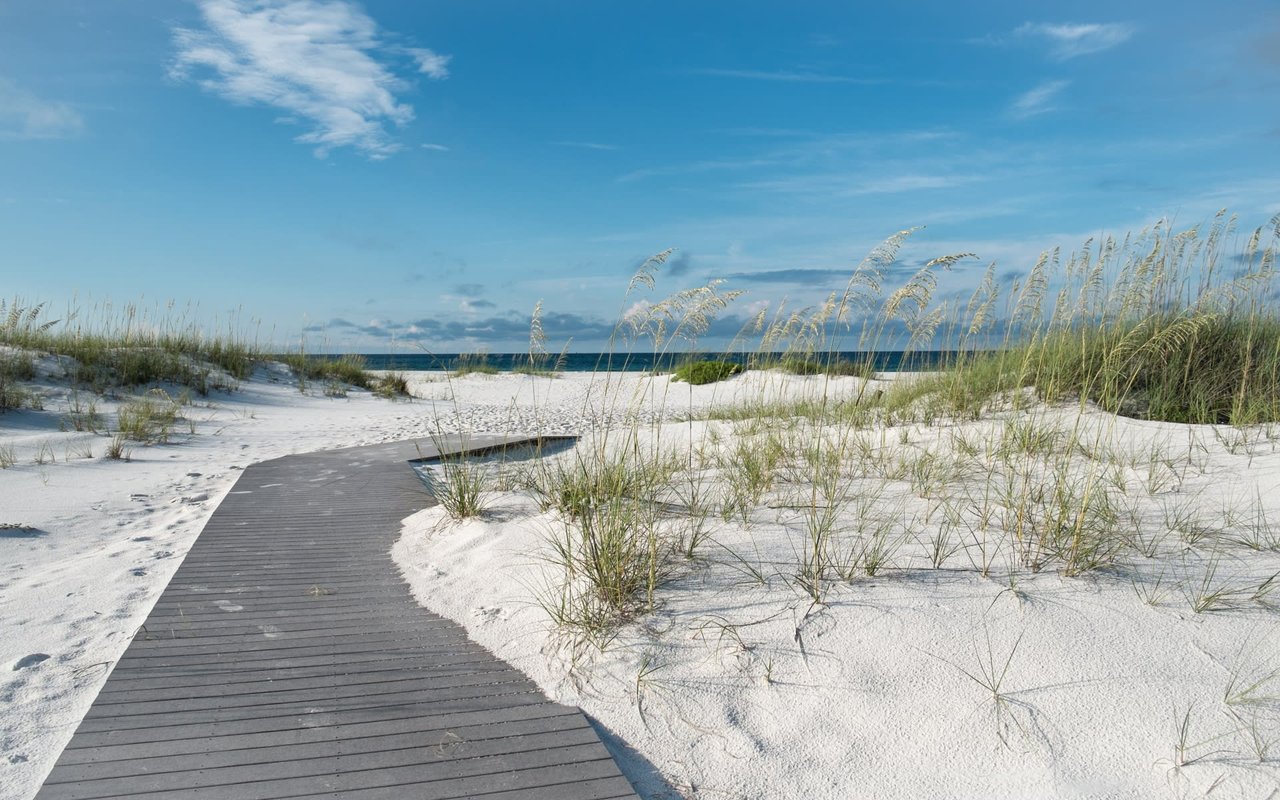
<box><xmin>742</xmin><ymin>172</ymin><xmax>982</xmax><ymax>196</ymax></box>
<box><xmin>1015</xmin><ymin>22</ymin><xmax>1135</xmax><ymax>60</ymax></box>
<box><xmin>1010</xmin><ymin>80</ymin><xmax>1070</xmax><ymax>119</ymax></box>
<box><xmin>0</xmin><ymin>78</ymin><xmax>84</xmax><ymax>139</ymax></box>
<box><xmin>554</xmin><ymin>141</ymin><xmax>619</xmax><ymax>151</ymax></box>
<box><xmin>691</xmin><ymin>68</ymin><xmax>887</xmax><ymax>85</ymax></box>
<box><xmin>171</xmin><ymin>0</ymin><xmax>449</xmax><ymax>158</ymax></box>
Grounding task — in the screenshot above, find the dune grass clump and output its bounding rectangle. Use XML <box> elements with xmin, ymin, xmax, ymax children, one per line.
<box><xmin>903</xmin><ymin>212</ymin><xmax>1280</xmax><ymax>425</ymax></box>
<box><xmin>0</xmin><ymin>352</ymin><xmax>38</xmax><ymax>412</ymax></box>
<box><xmin>281</xmin><ymin>352</ymin><xmax>375</xmax><ymax>391</ymax></box>
<box><xmin>530</xmin><ymin>440</ymin><xmax>691</xmax><ymax>642</ymax></box>
<box><xmin>432</xmin><ymin>456</ymin><xmax>490</xmax><ymax>519</ymax></box>
<box><xmin>450</xmin><ymin>352</ymin><xmax>499</xmax><ymax>377</ymax></box>
<box><xmin>374</xmin><ymin>370</ymin><xmax>411</xmax><ymax>398</ymax></box>
<box><xmin>0</xmin><ymin>299</ymin><xmax>260</xmax><ymax>395</ymax></box>
<box><xmin>672</xmin><ymin>359</ymin><xmax>741</xmax><ymax>385</ymax></box>
<box><xmin>751</xmin><ymin>354</ymin><xmax>873</xmax><ymax>379</ymax></box>
<box><xmin>116</xmin><ymin>389</ymin><xmax>185</xmax><ymax>444</ymax></box>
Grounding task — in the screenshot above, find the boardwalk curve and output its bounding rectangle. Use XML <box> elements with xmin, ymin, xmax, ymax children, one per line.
<box><xmin>35</xmin><ymin>436</ymin><xmax>639</xmax><ymax>800</ymax></box>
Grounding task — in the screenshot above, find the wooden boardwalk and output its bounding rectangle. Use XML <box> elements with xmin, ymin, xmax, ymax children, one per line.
<box><xmin>35</xmin><ymin>436</ymin><xmax>639</xmax><ymax>800</ymax></box>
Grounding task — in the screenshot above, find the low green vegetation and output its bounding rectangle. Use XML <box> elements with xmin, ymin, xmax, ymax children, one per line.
<box><xmin>512</xmin><ymin>362</ymin><xmax>560</xmax><ymax>377</ymax></box>
<box><xmin>0</xmin><ymin>299</ymin><xmax>258</xmax><ymax>395</ymax></box>
<box><xmin>450</xmin><ymin>352</ymin><xmax>500</xmax><ymax>376</ymax></box>
<box><xmin>877</xmin><ymin>213</ymin><xmax>1280</xmax><ymax>426</ymax></box>
<box><xmin>280</xmin><ymin>352</ymin><xmax>375</xmax><ymax>391</ymax></box>
<box><xmin>374</xmin><ymin>370</ymin><xmax>411</xmax><ymax>398</ymax></box>
<box><xmin>0</xmin><ymin>299</ymin><xmax>407</xmax><ymax>472</ymax></box>
<box><xmin>751</xmin><ymin>354</ymin><xmax>874</xmax><ymax>379</ymax></box>
<box><xmin>0</xmin><ymin>352</ymin><xmax>37</xmax><ymax>411</ymax></box>
<box><xmin>116</xmin><ymin>389</ymin><xmax>185</xmax><ymax>444</ymax></box>
<box><xmin>671</xmin><ymin>359</ymin><xmax>741</xmax><ymax>385</ymax></box>
<box><xmin>430</xmin><ymin>456</ymin><xmax>489</xmax><ymax>519</ymax></box>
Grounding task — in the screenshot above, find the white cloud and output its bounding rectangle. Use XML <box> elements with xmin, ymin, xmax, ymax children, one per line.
<box><xmin>0</xmin><ymin>78</ymin><xmax>84</xmax><ymax>139</ymax></box>
<box><xmin>421</xmin><ymin>142</ymin><xmax>449</xmax><ymax>151</ymax></box>
<box><xmin>623</xmin><ymin>300</ymin><xmax>652</xmax><ymax>321</ymax></box>
<box><xmin>1015</xmin><ymin>22</ymin><xmax>1135</xmax><ymax>60</ymax></box>
<box><xmin>409</xmin><ymin>47</ymin><xmax>450</xmax><ymax>79</ymax></box>
<box><xmin>171</xmin><ymin>0</ymin><xmax>450</xmax><ymax>158</ymax></box>
<box><xmin>1010</xmin><ymin>80</ymin><xmax>1070</xmax><ymax>119</ymax></box>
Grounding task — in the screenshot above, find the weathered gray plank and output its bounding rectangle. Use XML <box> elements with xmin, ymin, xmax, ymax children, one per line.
<box><xmin>54</xmin><ymin>703</ymin><xmax>580</xmax><ymax>766</ymax></box>
<box><xmin>61</xmin><ymin>690</ymin><xmax>558</xmax><ymax>751</ymax></box>
<box><xmin>39</xmin><ymin>749</ymin><xmax>622</xmax><ymax>800</ymax></box>
<box><xmin>35</xmin><ymin>436</ymin><xmax>638</xmax><ymax>800</ymax></box>
<box><xmin>43</xmin><ymin>730</ymin><xmax>609</xmax><ymax>797</ymax></box>
<box><xmin>47</xmin><ymin>712</ymin><xmax>596</xmax><ymax>782</ymax></box>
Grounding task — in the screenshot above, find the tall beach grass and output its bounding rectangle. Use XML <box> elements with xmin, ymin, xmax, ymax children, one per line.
<box><xmin>0</xmin><ymin>298</ymin><xmax>261</xmax><ymax>395</ymax></box>
<box><xmin>425</xmin><ymin>210</ymin><xmax>1280</xmax><ymax>651</ymax></box>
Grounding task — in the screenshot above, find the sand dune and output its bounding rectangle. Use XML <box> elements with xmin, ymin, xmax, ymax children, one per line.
<box><xmin>4</xmin><ymin>365</ymin><xmax>1279</xmax><ymax>798</ymax></box>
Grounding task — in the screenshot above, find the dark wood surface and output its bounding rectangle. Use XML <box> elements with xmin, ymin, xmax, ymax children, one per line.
<box><xmin>35</xmin><ymin>436</ymin><xmax>638</xmax><ymax>800</ymax></box>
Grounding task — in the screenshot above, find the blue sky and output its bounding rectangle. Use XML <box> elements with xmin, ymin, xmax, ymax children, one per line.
<box><xmin>1</xmin><ymin>1</ymin><xmax>1277</xmax><ymax>352</ymax></box>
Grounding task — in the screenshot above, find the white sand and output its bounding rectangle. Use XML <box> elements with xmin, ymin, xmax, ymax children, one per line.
<box><xmin>4</xmin><ymin>364</ymin><xmax>1279</xmax><ymax>798</ymax></box>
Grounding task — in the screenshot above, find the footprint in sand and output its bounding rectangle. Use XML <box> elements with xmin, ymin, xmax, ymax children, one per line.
<box><xmin>472</xmin><ymin>606</ymin><xmax>509</xmax><ymax>623</ymax></box>
<box><xmin>12</xmin><ymin>654</ymin><xmax>50</xmax><ymax>670</ymax></box>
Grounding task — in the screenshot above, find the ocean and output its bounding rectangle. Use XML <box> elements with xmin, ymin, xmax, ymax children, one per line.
<box><xmin>323</xmin><ymin>352</ymin><xmax>963</xmax><ymax>373</ymax></box>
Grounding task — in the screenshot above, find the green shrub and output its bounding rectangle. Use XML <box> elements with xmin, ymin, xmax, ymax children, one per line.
<box><xmin>672</xmin><ymin>360</ymin><xmax>741</xmax><ymax>385</ymax></box>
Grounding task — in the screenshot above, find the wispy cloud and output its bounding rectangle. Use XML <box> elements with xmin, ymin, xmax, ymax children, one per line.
<box><xmin>691</xmin><ymin>68</ymin><xmax>887</xmax><ymax>85</ymax></box>
<box><xmin>742</xmin><ymin>172</ymin><xmax>982</xmax><ymax>196</ymax></box>
<box><xmin>1015</xmin><ymin>22</ymin><xmax>1136</xmax><ymax>60</ymax></box>
<box><xmin>1010</xmin><ymin>80</ymin><xmax>1070</xmax><ymax>119</ymax></box>
<box><xmin>554</xmin><ymin>140</ymin><xmax>619</xmax><ymax>151</ymax></box>
<box><xmin>0</xmin><ymin>78</ymin><xmax>84</xmax><ymax>139</ymax></box>
<box><xmin>617</xmin><ymin>157</ymin><xmax>776</xmax><ymax>183</ymax></box>
<box><xmin>421</xmin><ymin>142</ymin><xmax>449</xmax><ymax>151</ymax></box>
<box><xmin>409</xmin><ymin>47</ymin><xmax>450</xmax><ymax>79</ymax></box>
<box><xmin>170</xmin><ymin>0</ymin><xmax>449</xmax><ymax>158</ymax></box>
